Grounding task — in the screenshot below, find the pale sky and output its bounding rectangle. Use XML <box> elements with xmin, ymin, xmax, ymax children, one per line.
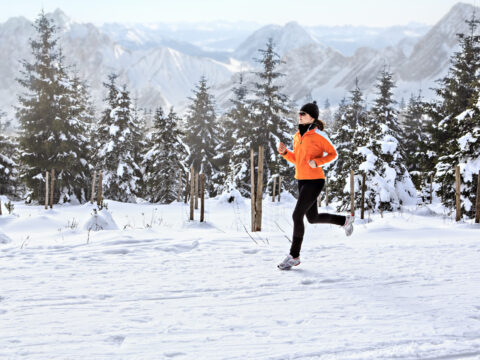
<box><xmin>0</xmin><ymin>0</ymin><xmax>475</xmax><ymax>27</ymax></box>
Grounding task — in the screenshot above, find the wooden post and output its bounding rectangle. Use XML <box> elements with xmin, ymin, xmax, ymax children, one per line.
<box><xmin>317</xmin><ymin>193</ymin><xmax>321</xmax><ymax>208</ymax></box>
<box><xmin>278</xmin><ymin>176</ymin><xmax>281</xmax><ymax>202</ymax></box>
<box><xmin>325</xmin><ymin>176</ymin><xmax>329</xmax><ymax>206</ymax></box>
<box><xmin>50</xmin><ymin>169</ymin><xmax>55</xmax><ymax>208</ymax></box>
<box><xmin>255</xmin><ymin>145</ymin><xmax>264</xmax><ymax>231</ymax></box>
<box><xmin>475</xmin><ymin>171</ymin><xmax>480</xmax><ymax>224</ymax></box>
<box><xmin>177</xmin><ymin>170</ymin><xmax>182</xmax><ymax>202</ymax></box>
<box><xmin>200</xmin><ymin>173</ymin><xmax>205</xmax><ymax>222</ymax></box>
<box><xmin>350</xmin><ymin>170</ymin><xmax>354</xmax><ymax>216</ymax></box>
<box><xmin>184</xmin><ymin>172</ymin><xmax>189</xmax><ymax>203</ymax></box>
<box><xmin>455</xmin><ymin>165</ymin><xmax>461</xmax><ymax>222</ymax></box>
<box><xmin>250</xmin><ymin>149</ymin><xmax>256</xmax><ymax>232</ymax></box>
<box><xmin>90</xmin><ymin>170</ymin><xmax>97</xmax><ymax>204</ymax></box>
<box><xmin>190</xmin><ymin>166</ymin><xmax>194</xmax><ymax>221</ymax></box>
<box><xmin>272</xmin><ymin>176</ymin><xmax>276</xmax><ymax>202</ymax></box>
<box><xmin>430</xmin><ymin>174</ymin><xmax>433</xmax><ymax>204</ymax></box>
<box><xmin>0</xmin><ymin>198</ymin><xmax>2</xmax><ymax>216</ymax></box>
<box><xmin>361</xmin><ymin>172</ymin><xmax>366</xmax><ymax>220</ymax></box>
<box><xmin>97</xmin><ymin>171</ymin><xmax>103</xmax><ymax>207</ymax></box>
<box><xmin>45</xmin><ymin>171</ymin><xmax>49</xmax><ymax>210</ymax></box>
<box><xmin>194</xmin><ymin>170</ymin><xmax>199</xmax><ymax>210</ymax></box>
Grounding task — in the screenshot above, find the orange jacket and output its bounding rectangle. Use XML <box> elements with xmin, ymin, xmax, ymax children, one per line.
<box><xmin>281</xmin><ymin>127</ymin><xmax>338</xmax><ymax>179</ymax></box>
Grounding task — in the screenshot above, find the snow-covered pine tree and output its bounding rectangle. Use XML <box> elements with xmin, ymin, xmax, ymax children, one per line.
<box><xmin>401</xmin><ymin>91</ymin><xmax>432</xmax><ymax>194</ymax></box>
<box><xmin>0</xmin><ymin>114</ymin><xmax>18</xmax><ymax>196</ymax></box>
<box><xmin>131</xmin><ymin>96</ymin><xmax>148</xmax><ymax>196</ymax></box>
<box><xmin>359</xmin><ymin>67</ymin><xmax>416</xmax><ymax>211</ymax></box>
<box><xmin>249</xmin><ymin>38</ymin><xmax>295</xmax><ymax>195</ymax></box>
<box><xmin>329</xmin><ymin>79</ymin><xmax>368</xmax><ymax>210</ymax></box>
<box><xmin>428</xmin><ymin>13</ymin><xmax>480</xmax><ymax>213</ymax></box>
<box><xmin>93</xmin><ymin>76</ymin><xmax>140</xmax><ymax>202</ymax></box>
<box><xmin>143</xmin><ymin>107</ymin><xmax>187</xmax><ymax>203</ymax></box>
<box><xmin>16</xmin><ymin>11</ymin><xmax>92</xmax><ymax>203</ymax></box>
<box><xmin>218</xmin><ymin>72</ymin><xmax>253</xmax><ymax>196</ymax></box>
<box><xmin>183</xmin><ymin>76</ymin><xmax>221</xmax><ymax>197</ymax></box>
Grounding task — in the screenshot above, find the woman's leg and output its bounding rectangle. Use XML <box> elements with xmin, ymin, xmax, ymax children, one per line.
<box><xmin>290</xmin><ymin>180</ymin><xmax>324</xmax><ymax>258</ymax></box>
<box><xmin>305</xmin><ymin>200</ymin><xmax>346</xmax><ymax>226</ymax></box>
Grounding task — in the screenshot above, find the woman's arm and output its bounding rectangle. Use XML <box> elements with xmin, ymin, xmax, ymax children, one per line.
<box><xmin>281</xmin><ymin>148</ymin><xmax>296</xmax><ymax>164</ymax></box>
<box><xmin>312</xmin><ymin>134</ymin><xmax>338</xmax><ymax>167</ymax></box>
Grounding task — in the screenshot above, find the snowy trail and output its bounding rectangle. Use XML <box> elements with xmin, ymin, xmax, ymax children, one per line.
<box><xmin>1</xmin><ymin>199</ymin><xmax>480</xmax><ymax>359</ymax></box>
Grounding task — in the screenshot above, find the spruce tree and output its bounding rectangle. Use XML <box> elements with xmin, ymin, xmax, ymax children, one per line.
<box><xmin>16</xmin><ymin>11</ymin><xmax>92</xmax><ymax>203</ymax></box>
<box><xmin>329</xmin><ymin>80</ymin><xmax>368</xmax><ymax>210</ymax></box>
<box><xmin>359</xmin><ymin>67</ymin><xmax>416</xmax><ymax>211</ymax></box>
<box><xmin>220</xmin><ymin>73</ymin><xmax>253</xmax><ymax>196</ymax></box>
<box><xmin>249</xmin><ymin>38</ymin><xmax>295</xmax><ymax>195</ymax></box>
<box><xmin>429</xmin><ymin>14</ymin><xmax>480</xmax><ymax>211</ymax></box>
<box><xmin>183</xmin><ymin>76</ymin><xmax>221</xmax><ymax>197</ymax></box>
<box><xmin>143</xmin><ymin>107</ymin><xmax>187</xmax><ymax>203</ymax></box>
<box><xmin>0</xmin><ymin>114</ymin><xmax>18</xmax><ymax>196</ymax></box>
<box><xmin>93</xmin><ymin>76</ymin><xmax>140</xmax><ymax>202</ymax></box>
<box><xmin>402</xmin><ymin>91</ymin><xmax>432</xmax><ymax>193</ymax></box>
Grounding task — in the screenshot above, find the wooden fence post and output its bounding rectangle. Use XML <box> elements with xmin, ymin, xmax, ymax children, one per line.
<box><xmin>430</xmin><ymin>174</ymin><xmax>433</xmax><ymax>204</ymax></box>
<box><xmin>278</xmin><ymin>176</ymin><xmax>281</xmax><ymax>202</ymax></box>
<box><xmin>184</xmin><ymin>172</ymin><xmax>189</xmax><ymax>203</ymax></box>
<box><xmin>177</xmin><ymin>170</ymin><xmax>182</xmax><ymax>202</ymax></box>
<box><xmin>250</xmin><ymin>149</ymin><xmax>256</xmax><ymax>232</ymax></box>
<box><xmin>455</xmin><ymin>165</ymin><xmax>461</xmax><ymax>222</ymax></box>
<box><xmin>90</xmin><ymin>170</ymin><xmax>97</xmax><ymax>204</ymax></box>
<box><xmin>45</xmin><ymin>171</ymin><xmax>49</xmax><ymax>210</ymax></box>
<box><xmin>200</xmin><ymin>173</ymin><xmax>205</xmax><ymax>222</ymax></box>
<box><xmin>97</xmin><ymin>171</ymin><xmax>103</xmax><ymax>207</ymax></box>
<box><xmin>194</xmin><ymin>170</ymin><xmax>199</xmax><ymax>210</ymax></box>
<box><xmin>190</xmin><ymin>166</ymin><xmax>194</xmax><ymax>221</ymax></box>
<box><xmin>272</xmin><ymin>176</ymin><xmax>276</xmax><ymax>202</ymax></box>
<box><xmin>50</xmin><ymin>169</ymin><xmax>55</xmax><ymax>209</ymax></box>
<box><xmin>361</xmin><ymin>172</ymin><xmax>366</xmax><ymax>220</ymax></box>
<box><xmin>255</xmin><ymin>145</ymin><xmax>264</xmax><ymax>231</ymax></box>
<box><xmin>350</xmin><ymin>170</ymin><xmax>354</xmax><ymax>216</ymax></box>
<box><xmin>475</xmin><ymin>171</ymin><xmax>480</xmax><ymax>224</ymax></box>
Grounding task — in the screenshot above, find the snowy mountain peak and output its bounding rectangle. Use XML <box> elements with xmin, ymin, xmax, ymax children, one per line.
<box><xmin>233</xmin><ymin>21</ymin><xmax>318</xmax><ymax>61</ymax></box>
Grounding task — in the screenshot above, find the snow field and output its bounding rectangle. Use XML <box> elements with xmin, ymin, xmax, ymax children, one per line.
<box><xmin>1</xmin><ymin>195</ymin><xmax>480</xmax><ymax>359</ymax></box>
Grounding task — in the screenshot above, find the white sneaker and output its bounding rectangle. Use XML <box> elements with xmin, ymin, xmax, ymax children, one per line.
<box><xmin>277</xmin><ymin>254</ymin><xmax>301</xmax><ymax>270</ymax></box>
<box><xmin>343</xmin><ymin>214</ymin><xmax>355</xmax><ymax>236</ymax></box>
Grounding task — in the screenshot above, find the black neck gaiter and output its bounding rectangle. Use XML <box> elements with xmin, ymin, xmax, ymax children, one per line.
<box><xmin>299</xmin><ymin>123</ymin><xmax>314</xmax><ymax>136</ymax></box>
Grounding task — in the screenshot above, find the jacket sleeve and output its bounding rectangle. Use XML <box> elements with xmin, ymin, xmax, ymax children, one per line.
<box><xmin>281</xmin><ymin>148</ymin><xmax>296</xmax><ymax>164</ymax></box>
<box><xmin>313</xmin><ymin>136</ymin><xmax>338</xmax><ymax>167</ymax></box>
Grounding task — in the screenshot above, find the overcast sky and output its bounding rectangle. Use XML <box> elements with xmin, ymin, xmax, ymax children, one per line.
<box><xmin>0</xmin><ymin>0</ymin><xmax>472</xmax><ymax>27</ymax></box>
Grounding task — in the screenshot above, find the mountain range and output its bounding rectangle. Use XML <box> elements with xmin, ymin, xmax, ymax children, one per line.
<box><xmin>0</xmin><ymin>2</ymin><xmax>476</xmax><ymax>123</ymax></box>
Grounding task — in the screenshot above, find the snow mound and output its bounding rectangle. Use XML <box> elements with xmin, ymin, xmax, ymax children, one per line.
<box><xmin>0</xmin><ymin>230</ymin><xmax>12</xmax><ymax>244</ymax></box>
<box><xmin>83</xmin><ymin>209</ymin><xmax>118</xmax><ymax>231</ymax></box>
<box><xmin>216</xmin><ymin>189</ymin><xmax>248</xmax><ymax>210</ymax></box>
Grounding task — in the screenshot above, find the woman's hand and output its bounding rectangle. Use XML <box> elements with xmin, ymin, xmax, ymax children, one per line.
<box><xmin>308</xmin><ymin>160</ymin><xmax>317</xmax><ymax>168</ymax></box>
<box><xmin>278</xmin><ymin>142</ymin><xmax>287</xmax><ymax>154</ymax></box>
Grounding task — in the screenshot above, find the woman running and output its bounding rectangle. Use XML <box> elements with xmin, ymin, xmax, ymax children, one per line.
<box><xmin>277</xmin><ymin>101</ymin><xmax>354</xmax><ymax>270</ymax></box>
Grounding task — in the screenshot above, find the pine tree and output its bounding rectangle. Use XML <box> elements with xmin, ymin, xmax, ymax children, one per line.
<box><xmin>0</xmin><ymin>114</ymin><xmax>18</xmax><ymax>196</ymax></box>
<box><xmin>402</xmin><ymin>91</ymin><xmax>432</xmax><ymax>193</ymax></box>
<box><xmin>218</xmin><ymin>72</ymin><xmax>254</xmax><ymax>196</ymax></box>
<box><xmin>322</xmin><ymin>98</ymin><xmax>333</xmax><ymax>128</ymax></box>
<box><xmin>428</xmin><ymin>13</ymin><xmax>480</xmax><ymax>212</ymax></box>
<box><xmin>93</xmin><ymin>75</ymin><xmax>140</xmax><ymax>202</ymax></box>
<box><xmin>329</xmin><ymin>80</ymin><xmax>368</xmax><ymax>210</ymax></box>
<box><xmin>143</xmin><ymin>107</ymin><xmax>187</xmax><ymax>203</ymax></box>
<box><xmin>16</xmin><ymin>11</ymin><xmax>92</xmax><ymax>203</ymax></box>
<box><xmin>183</xmin><ymin>76</ymin><xmax>221</xmax><ymax>197</ymax></box>
<box><xmin>359</xmin><ymin>67</ymin><xmax>416</xmax><ymax>211</ymax></box>
<box><xmin>249</xmin><ymin>38</ymin><xmax>295</xmax><ymax>195</ymax></box>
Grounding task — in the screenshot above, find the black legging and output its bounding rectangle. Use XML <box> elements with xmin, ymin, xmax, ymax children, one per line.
<box><xmin>290</xmin><ymin>179</ymin><xmax>346</xmax><ymax>258</ymax></box>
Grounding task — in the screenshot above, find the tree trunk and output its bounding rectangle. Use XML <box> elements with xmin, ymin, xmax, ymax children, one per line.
<box><xmin>255</xmin><ymin>146</ymin><xmax>264</xmax><ymax>231</ymax></box>
<box><xmin>250</xmin><ymin>149</ymin><xmax>256</xmax><ymax>232</ymax></box>
<box><xmin>50</xmin><ymin>169</ymin><xmax>55</xmax><ymax>208</ymax></box>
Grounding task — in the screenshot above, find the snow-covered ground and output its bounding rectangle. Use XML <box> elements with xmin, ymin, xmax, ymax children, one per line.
<box><xmin>1</xmin><ymin>192</ymin><xmax>480</xmax><ymax>359</ymax></box>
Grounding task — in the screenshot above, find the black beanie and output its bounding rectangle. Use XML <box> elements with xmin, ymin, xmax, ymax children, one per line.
<box><xmin>300</xmin><ymin>101</ymin><xmax>319</xmax><ymax>120</ymax></box>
